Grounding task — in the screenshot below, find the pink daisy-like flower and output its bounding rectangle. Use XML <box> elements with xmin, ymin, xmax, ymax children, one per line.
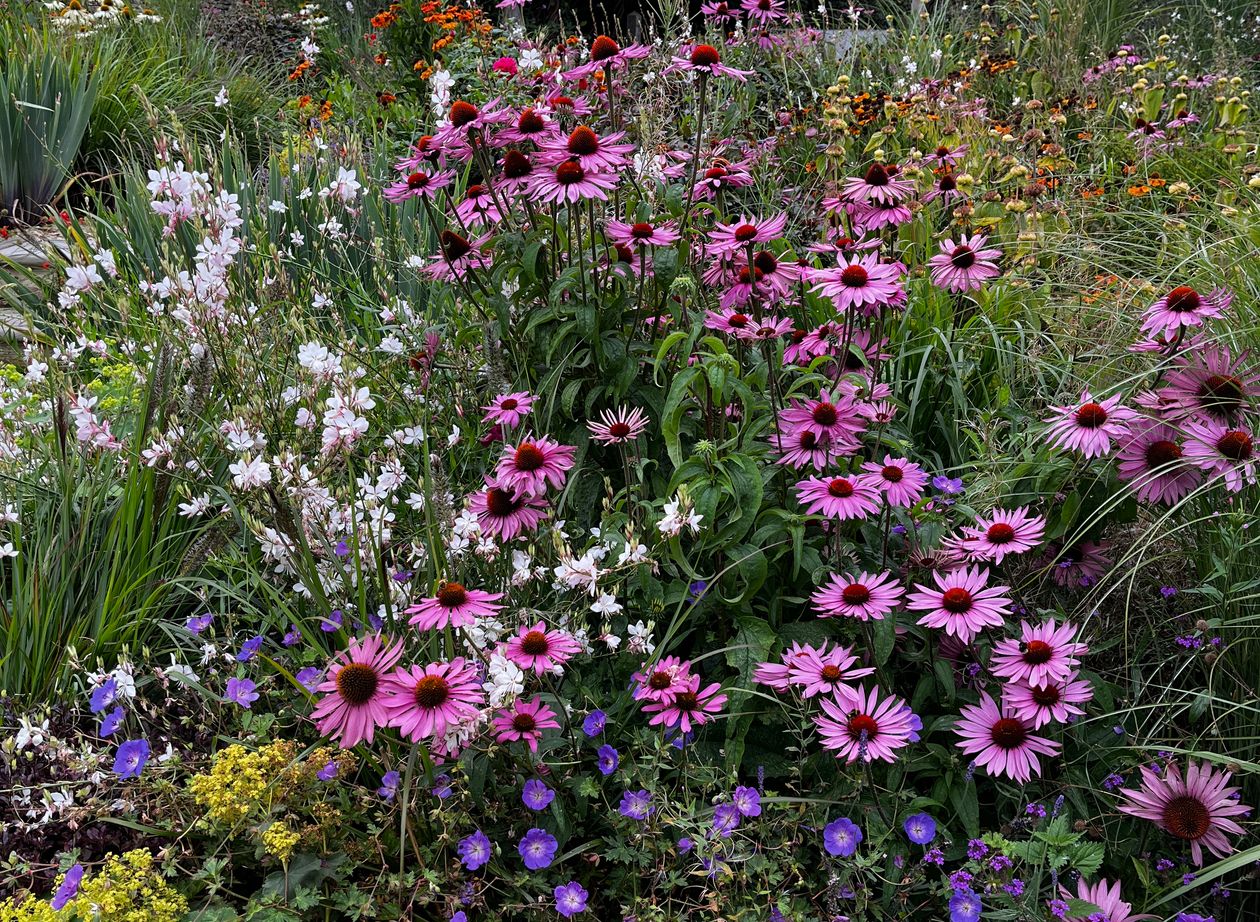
<box><xmin>794</xmin><ymin>474</ymin><xmax>882</xmax><ymax>521</ymax></box>
<box><xmin>468</xmin><ymin>477</ymin><xmax>548</xmax><ymax>541</ymax></box>
<box><xmin>667</xmin><ymin>43</ymin><xmax>754</xmax><ymax>81</ymax></box>
<box><xmin>1140</xmin><ymin>285</ymin><xmax>1232</xmax><ymax>338</ymax></box>
<box><xmin>990</xmin><ymin>618</ymin><xmax>1088</xmax><ymax>686</ymax></box>
<box><xmin>483</xmin><ymin>391</ymin><xmax>534</xmax><ymax>428</ymax></box>
<box><xmin>606</xmin><ymin>219</ymin><xmax>681</xmax><ymax>249</ymax></box>
<box><xmin>927</xmin><ymin>143</ymin><xmax>969</xmax><ymax>167</ymax></box>
<box><xmin>1057</xmin><ymin>879</ymin><xmax>1154</xmax><ymax>922</ymax></box>
<box><xmin>741</xmin><ymin>0</ymin><xmax>786</xmax><ymax>23</ymax></box>
<box><xmin>1043</xmin><ymin>391</ymin><xmax>1138</xmax><ymax>459</ymax></box>
<box><xmin>777</xmin><ymin>391</ymin><xmax>867</xmax><ymax>446</ymax></box>
<box><xmin>383</xmin><ymin>168</ymin><xmax>455</xmax><ymax>203</ymax></box>
<box><xmin>641</xmin><ymin>673</ymin><xmax>728</xmax><ymax>732</ymax></box>
<box><xmin>492</xmin><ymin>696</ymin><xmax>560</xmax><ymax>752</ymax></box>
<box><xmin>692</xmin><ymin>162</ymin><xmax>755</xmax><ymax>200</ymax></box>
<box><xmin>921</xmin><ymin>171</ymin><xmax>967</xmax><ymax>205</ymax></box>
<box><xmin>927</xmin><ymin>234</ymin><xmax>1002</xmax><ymax>292</ymax></box>
<box><xmin>841</xmin><ymin>162</ymin><xmax>915</xmax><ymax>205</ymax></box>
<box><xmin>1159</xmin><ymin>344</ymin><xmax>1257</xmax><ymax>421</ymax></box>
<box><xmin>848</xmin><ymin>200</ymin><xmax>915</xmax><ymax>234</ymax></box>
<box><xmin>588</xmin><ymin>406</ymin><xmax>649</xmax><ymax>444</ymax></box>
<box><xmin>454</xmin><ymin>183</ymin><xmax>504</xmax><ymax>228</ymax></box>
<box><xmin>812</xmin><ymin>570</ymin><xmax>904</xmax><ymax>621</ymax></box>
<box><xmin>382</xmin><ymin>658</ymin><xmax>484</xmax><ymax>743</ymax></box>
<box><xmin>538</xmin><ymin>126</ymin><xmax>636</xmax><ymax>172</ymax></box>
<box><xmin>770</xmin><ymin>427</ymin><xmax>844</xmax><ymax>470</ymax></box>
<box><xmin>436</xmin><ymin>98</ymin><xmax>512</xmax><ymax>146</ymax></box>
<box><xmin>860</xmin><ymin>455</ymin><xmax>928</xmax><ymax>508</ymax></box>
<box><xmin>1117</xmin><ymin>760</ymin><xmax>1251</xmax><ymax>865</ymax></box>
<box><xmin>407</xmin><ymin>582</ymin><xmax>504</xmax><ymax>631</ymax></box>
<box><xmin>1002</xmin><ymin>670</ymin><xmax>1094</xmax><ymax>729</ymax></box>
<box><xmin>631</xmin><ymin>656</ymin><xmax>693</xmax><ymax>702</ymax></box>
<box><xmin>810</xmin><ymin>255</ymin><xmax>904</xmax><ymax>313</ymax></box>
<box><xmin>958</xmin><ymin>506</ymin><xmax>1046</xmax><ymax>563</ymax></box>
<box><xmin>815</xmin><ymin>685</ymin><xmax>917</xmax><ymax>763</ymax></box>
<box><xmin>530</xmin><ymin>160</ymin><xmax>620</xmax><ymax>205</ymax></box>
<box><xmin>706</xmin><ymin>213</ymin><xmax>788</xmax><ymax>257</ymax></box>
<box><xmin>703</xmin><ymin>306</ymin><xmax>758</xmax><ymax>339</ymax></box>
<box><xmin>504</xmin><ymin>622</ymin><xmax>582</xmax><ymax>675</ymax></box>
<box><xmin>753</xmin><ymin>643</ymin><xmax>811</xmax><ymax>693</ymax></box>
<box><xmin>496</xmin><ymin>149</ymin><xmax>536</xmax><ymax>194</ymax></box>
<box><xmin>907</xmin><ymin>565</ymin><xmax>1011</xmax><ymax>644</ymax></box>
<box><xmin>425</xmin><ymin>230</ymin><xmax>494</xmax><ymax>282</ymax></box>
<box><xmin>563</xmin><ymin>34</ymin><xmax>652</xmax><ymax>80</ymax></box>
<box><xmin>1183</xmin><ymin>418</ymin><xmax>1256</xmax><ymax>492</ymax></box>
<box><xmin>493</xmin><ymin>106</ymin><xmax>556</xmax><ymax>146</ymax></box>
<box><xmin>1046</xmin><ymin>540</ymin><xmax>1112</xmax><ymax>588</ymax></box>
<box><xmin>1115</xmin><ymin>420</ymin><xmax>1203</xmax><ymax>504</ymax></box>
<box><xmin>496</xmin><ymin>435</ymin><xmax>577</xmax><ymax>497</ymax></box>
<box><xmin>954</xmin><ymin>692</ymin><xmax>1061</xmax><ymax>782</ymax></box>
<box><xmin>786</xmin><ymin>643</ymin><xmax>875</xmax><ymax>698</ymax></box>
<box><xmin>310</xmin><ymin>634</ymin><xmax>404</xmax><ymax>748</ymax></box>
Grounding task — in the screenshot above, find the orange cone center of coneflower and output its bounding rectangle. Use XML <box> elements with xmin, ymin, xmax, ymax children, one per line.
<box><xmin>520</xmin><ymin>630</ymin><xmax>550</xmax><ymax>655</ymax></box>
<box><xmin>336</xmin><ymin>663</ymin><xmax>379</xmax><ymax>705</ymax></box>
<box><xmin>819</xmin><ymin>664</ymin><xmax>843</xmax><ymax>682</ymax></box>
<box><xmin>649</xmin><ymin>671</ymin><xmax>672</xmax><ymax>690</ymax></box>
<box><xmin>1030</xmin><ymin>683</ymin><xmax>1061</xmax><ymax>706</ymax></box>
<box><xmin>842</xmin><ymin>584</ymin><xmax>871</xmax><ymax>605</ymax></box>
<box><xmin>690</xmin><ymin>44</ymin><xmax>721</xmax><ymax>67</ymax></box>
<box><xmin>514</xmin><ymin>443</ymin><xmax>547</xmax><ymax>471</ymax></box>
<box><xmin>631</xmin><ymin>222</ymin><xmax>656</xmax><ymax>239</ymax></box>
<box><xmin>941</xmin><ymin>587</ymin><xmax>973</xmax><ymax>613</ymax></box>
<box><xmin>881</xmin><ymin>465</ymin><xmax>904</xmax><ymax>483</ymax></box>
<box><xmin>729</xmin><ymin>313</ymin><xmax>749</xmax><ymax>327</ymax></box>
<box><xmin>813</xmin><ymin>402</ymin><xmax>838</xmax><ymax>426</ymax></box>
<box><xmin>847</xmin><ymin>713</ymin><xmax>879</xmax><ymax>738</ymax></box>
<box><xmin>414</xmin><ymin>674</ymin><xmax>451</xmax><ymax>708</ymax></box>
<box><xmin>512</xmin><ymin>712</ymin><xmax>537</xmax><ymax>731</ymax></box>
<box><xmin>568</xmin><ymin>126</ymin><xmax>600</xmax><ymax>156</ymax></box>
<box><xmin>864</xmin><ymin>163</ymin><xmax>890</xmax><ymax>186</ymax></box>
<box><xmin>734</xmin><ymin>223</ymin><xmax>759</xmax><ymax>241</ymax></box>
<box><xmin>518</xmin><ymin>108</ymin><xmax>546</xmax><ymax>133</ymax></box>
<box><xmin>502</xmin><ymin>150</ymin><xmax>533</xmax><ymax>179</ymax></box>
<box><xmin>500</xmin><ymin>398</ymin><xmax>519</xmax><ymax>410</ymax></box>
<box><xmin>705</xmin><ymin>166</ymin><xmax>728</xmax><ymax>180</ymax></box>
<box><xmin>466</xmin><ymin>184</ymin><xmax>487</xmax><ymax>200</ymax></box>
<box><xmin>1145</xmin><ymin>439</ymin><xmax>1182</xmax><ymax>468</ymax></box>
<box><xmin>1216</xmin><ymin>430</ymin><xmax>1253</xmax><ymax>461</ymax></box>
<box><xmin>550</xmin><ymin>95</ymin><xmax>575</xmax><ymax>110</ymax></box>
<box><xmin>591</xmin><ymin>35</ymin><xmax>620</xmax><ymax>61</ymax></box>
<box><xmin>407</xmin><ymin>172</ymin><xmax>431</xmax><ymax>189</ymax></box>
<box><xmin>936</xmin><ymin>146</ymin><xmax>951</xmax><ymax>158</ymax></box>
<box><xmin>828</xmin><ymin>478</ymin><xmax>855</xmax><ymax>498</ymax></box>
<box><xmin>1020</xmin><ymin>639</ymin><xmax>1054</xmax><ymax>663</ymax></box>
<box><xmin>798</xmin><ymin>430</ymin><xmax>818</xmax><ymax>449</ymax></box>
<box><xmin>939</xmin><ymin>174</ymin><xmax>957</xmax><ymax>191</ymax></box>
<box><xmin>758</xmin><ymin>0</ymin><xmax>771</xmax><ymax>8</ymax></box>
<box><xmin>1074</xmin><ymin>403</ymin><xmax>1108</xmax><ymax>428</ymax></box>
<box><xmin>608</xmin><ymin>421</ymin><xmax>632</xmax><ymax>437</ymax></box>
<box><xmin>449</xmin><ymin>100</ymin><xmax>479</xmax><ymax>127</ymax></box>
<box><xmin>989</xmin><ymin>717</ymin><xmax>1028</xmax><ymax>748</ymax></box>
<box><xmin>615</xmin><ymin>244</ymin><xmax>635</xmax><ymax>263</ymax></box>
<box><xmin>754</xmin><ymin>251</ymin><xmax>778</xmax><ymax>273</ymax></box>
<box><xmin>555</xmin><ymin>161</ymin><xmax>586</xmax><ymax>185</ymax></box>
<box><xmin>485</xmin><ymin>487</ymin><xmax>522</xmax><ymax>517</ymax></box>
<box><xmin>950</xmin><ymin>246</ymin><xmax>976</xmax><ymax>269</ymax></box>
<box><xmin>437</xmin><ymin>582</ymin><xmax>469</xmax><ymax>608</ymax></box>
<box><xmin>1166</xmin><ymin>285</ymin><xmax>1201</xmax><ymax>313</ymax></box>
<box><xmin>1163</xmin><ymin>796</ymin><xmax>1212</xmax><ymax>840</ymax></box>
<box><xmin>673</xmin><ymin>690</ymin><xmax>700</xmax><ymax>711</ymax></box>
<box><xmin>840</xmin><ymin>264</ymin><xmax>869</xmax><ymax>287</ymax></box>
<box><xmin>441</xmin><ymin>231</ymin><xmax>472</xmax><ymax>261</ymax></box>
<box><xmin>736</xmin><ymin>266</ymin><xmax>762</xmax><ymax>285</ymax></box>
<box><xmin>1201</xmin><ymin>374</ymin><xmax>1244</xmax><ymax>413</ymax></box>
<box><xmin>986</xmin><ymin>522</ymin><xmax>1016</xmax><ymax>544</ymax></box>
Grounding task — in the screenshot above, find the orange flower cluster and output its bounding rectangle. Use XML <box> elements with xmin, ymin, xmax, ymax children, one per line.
<box><xmin>371</xmin><ymin>4</ymin><xmax>401</xmax><ymax>28</ymax></box>
<box><xmin>422</xmin><ymin>1</ymin><xmax>492</xmax><ymax>53</ymax></box>
<box><xmin>288</xmin><ymin>59</ymin><xmax>313</xmax><ymax>81</ymax></box>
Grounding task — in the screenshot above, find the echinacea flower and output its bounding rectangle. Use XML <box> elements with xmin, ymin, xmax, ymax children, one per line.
<box><xmin>957</xmin><ymin>507</ymin><xmax>1046</xmax><ymax>563</ymax></box>
<box><xmin>492</xmin><ymin>696</ymin><xmax>560</xmax><ymax>752</ymax></box>
<box><xmin>770</xmin><ymin>426</ymin><xmax>844</xmax><ymax>470</ymax></box>
<box><xmin>383</xmin><ymin>168</ymin><xmax>455</xmax><ymax>203</ymax></box>
<box><xmin>564</xmin><ymin>34</ymin><xmax>651</xmax><ymax>79</ymax></box>
<box><xmin>483</xmin><ymin>391</ymin><xmax>534</xmax><ymax>428</ymax></box>
<box><xmin>469</xmin><ymin>477</ymin><xmax>549</xmax><ymax>541</ymax></box>
<box><xmin>407</xmin><ymin>582</ymin><xmax>504</xmax><ymax>631</ymax></box>
<box><xmin>668</xmin><ymin>43</ymin><xmax>754</xmax><ymax>81</ymax></box>
<box><xmin>632</xmin><ymin>656</ymin><xmax>694</xmax><ymax>702</ymax></box>
<box><xmin>1043</xmin><ymin>391</ymin><xmax>1138</xmax><ymax>459</ymax></box>
<box><xmin>1140</xmin><ymin>285</ymin><xmax>1232</xmax><ymax>338</ymax></box>
<box><xmin>1115</xmin><ymin>420</ymin><xmax>1203</xmax><ymax>504</ymax></box>
<box><xmin>794</xmin><ymin>474</ymin><xmax>882</xmax><ymax>520</ymax></box>
<box><xmin>1117</xmin><ymin>760</ymin><xmax>1250</xmax><ymax>865</ymax></box>
<box><xmin>641</xmin><ymin>673</ymin><xmax>727</xmax><ymax>732</ymax></box>
<box><xmin>928</xmin><ymin>234</ymin><xmax>1002</xmax><ymax>292</ymax></box>
<box><xmin>786</xmin><ymin>643</ymin><xmax>875</xmax><ymax>697</ymax></box>
<box><xmin>815</xmin><ymin>685</ymin><xmax>917</xmax><ymax>763</ymax></box>
<box><xmin>1002</xmin><ymin>671</ymin><xmax>1094</xmax><ymax>728</ymax></box>
<box><xmin>1058</xmin><ymin>878</ymin><xmax>1154</xmax><ymax>922</ymax></box>
<box><xmin>812</xmin><ymin>569</ymin><xmax>905</xmax><ymax>621</ymax></box>
<box><xmin>990</xmin><ymin>619</ymin><xmax>1088</xmax><ymax>686</ymax></box>
<box><xmin>382</xmin><ymin>658</ymin><xmax>483</xmax><ymax>743</ymax></box>
<box><xmin>530</xmin><ymin>160</ymin><xmax>620</xmax><ymax>205</ymax></box>
<box><xmin>1046</xmin><ymin>540</ymin><xmax>1112</xmax><ymax>588</ymax></box>
<box><xmin>588</xmin><ymin>406</ymin><xmax>649</xmax><ymax>444</ymax></box>
<box><xmin>811</xmin><ymin>255</ymin><xmax>904</xmax><ymax>313</ymax></box>
<box><xmin>706</xmin><ymin>213</ymin><xmax>788</xmax><ymax>256</ymax></box>
<box><xmin>1182</xmin><ymin>419</ymin><xmax>1256</xmax><ymax>492</ymax></box>
<box><xmin>954</xmin><ymin>693</ymin><xmax>1061</xmax><ymax>782</ymax></box>
<box><xmin>860</xmin><ymin>455</ymin><xmax>928</xmax><ymax>507</ymax></box>
<box><xmin>777</xmin><ymin>390</ymin><xmax>866</xmax><ymax>445</ymax></box>
<box><xmin>1159</xmin><ymin>345</ymin><xmax>1257</xmax><ymax>421</ymax></box>
<box><xmin>539</xmin><ymin>125</ymin><xmax>636</xmax><ymax>172</ymax></box>
<box><xmin>425</xmin><ymin>230</ymin><xmax>494</xmax><ymax>281</ymax></box>
<box><xmin>907</xmin><ymin>566</ymin><xmax>1011</xmax><ymax>643</ymax></box>
<box><xmin>842</xmin><ymin>162</ymin><xmax>915</xmax><ymax>205</ymax></box>
<box><xmin>310</xmin><ymin>634</ymin><xmax>404</xmax><ymax>748</ymax></box>
<box><xmin>496</xmin><ymin>435</ymin><xmax>577</xmax><ymax>497</ymax></box>
<box><xmin>606</xmin><ymin>218</ymin><xmax>681</xmax><ymax>249</ymax></box>
<box><xmin>505</xmin><ymin>622</ymin><xmax>582</xmax><ymax>674</ymax></box>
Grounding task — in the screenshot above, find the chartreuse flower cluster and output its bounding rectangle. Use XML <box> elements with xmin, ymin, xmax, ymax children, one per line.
<box><xmin>0</xmin><ymin>850</ymin><xmax>185</xmax><ymax>922</ymax></box>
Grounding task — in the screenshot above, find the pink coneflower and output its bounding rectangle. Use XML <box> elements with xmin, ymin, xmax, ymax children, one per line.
<box><xmin>1003</xmin><ymin>671</ymin><xmax>1094</xmax><ymax>729</ymax></box>
<box><xmin>564</xmin><ymin>35</ymin><xmax>652</xmax><ymax>79</ymax></box>
<box><xmin>907</xmin><ymin>565</ymin><xmax>1011</xmax><ymax>644</ymax></box>
<box><xmin>794</xmin><ymin>474</ymin><xmax>882</xmax><ymax>521</ymax></box>
<box><xmin>1046</xmin><ymin>540</ymin><xmax>1111</xmax><ymax>588</ymax></box>
<box><xmin>1058</xmin><ymin>879</ymin><xmax>1154</xmax><ymax>922</ymax></box>
<box><xmin>494</xmin><ymin>106</ymin><xmax>556</xmax><ymax>145</ymax></box>
<box><xmin>310</xmin><ymin>634</ymin><xmax>404</xmax><ymax>748</ymax></box>
<box><xmin>958</xmin><ymin>507</ymin><xmax>1046</xmax><ymax>563</ymax></box>
<box><xmin>741</xmin><ymin>0</ymin><xmax>786</xmax><ymax>23</ymax></box>
<box><xmin>1115</xmin><ymin>420</ymin><xmax>1203</xmax><ymax>504</ymax></box>
<box><xmin>770</xmin><ymin>427</ymin><xmax>843</xmax><ymax>470</ymax></box>
<box><xmin>496</xmin><ymin>435</ymin><xmax>577</xmax><ymax>497</ymax></box>
<box><xmin>667</xmin><ymin>44</ymin><xmax>754</xmax><ymax>81</ymax></box>
<box><xmin>588</xmin><ymin>406</ymin><xmax>649</xmax><ymax>444</ymax></box>
<box><xmin>842</xmin><ymin>162</ymin><xmax>915</xmax><ymax>205</ymax></box>
<box><xmin>777</xmin><ymin>391</ymin><xmax>866</xmax><ymax>445</ymax></box>
<box><xmin>848</xmin><ymin>199</ymin><xmax>915</xmax><ymax>234</ymax></box>
<box><xmin>539</xmin><ymin>126</ymin><xmax>635</xmax><ymax>172</ymax></box>
<box><xmin>425</xmin><ymin>230</ymin><xmax>494</xmax><ymax>282</ymax></box>
<box><xmin>1117</xmin><ymin>760</ymin><xmax>1251</xmax><ymax>865</ymax></box>
<box><xmin>927</xmin><ymin>143</ymin><xmax>969</xmax><ymax>167</ymax></box>
<box><xmin>990</xmin><ymin>618</ymin><xmax>1087</xmax><ymax>686</ymax></box>
<box><xmin>492</xmin><ymin>696</ymin><xmax>560</xmax><ymax>752</ymax></box>
<box><xmin>1140</xmin><ymin>285</ymin><xmax>1232</xmax><ymax>338</ymax></box>
<box><xmin>700</xmin><ymin>0</ymin><xmax>739</xmax><ymax>21</ymax></box>
<box><xmin>642</xmin><ymin>673</ymin><xmax>728</xmax><ymax>732</ymax></box>
<box><xmin>1043</xmin><ymin>391</ymin><xmax>1138</xmax><ymax>459</ymax></box>
<box><xmin>505</xmin><ymin>622</ymin><xmax>582</xmax><ymax>674</ymax></box>
<box><xmin>454</xmin><ymin>183</ymin><xmax>504</xmax><ymax>227</ymax></box>
<box><xmin>812</xmin><ymin>570</ymin><xmax>904</xmax><ymax>621</ymax></box>
<box><xmin>928</xmin><ymin>234</ymin><xmax>1002</xmax><ymax>292</ymax></box>
<box><xmin>786</xmin><ymin>642</ymin><xmax>875</xmax><ymax>697</ymax></box>
<box><xmin>395</xmin><ymin>134</ymin><xmax>443</xmax><ymax>171</ymax></box>
<box><xmin>384</xmin><ymin>168</ymin><xmax>455</xmax><ymax>203</ymax></box>
<box><xmin>407</xmin><ymin>582</ymin><xmax>504</xmax><ymax>631</ymax></box>
<box><xmin>606</xmin><ymin>219</ymin><xmax>680</xmax><ymax>249</ymax></box>
<box><xmin>382</xmin><ymin>658</ymin><xmax>484</xmax><ymax>743</ymax></box>
<box><xmin>469</xmin><ymin>477</ymin><xmax>548</xmax><ymax>541</ymax></box>
<box><xmin>815</xmin><ymin>685</ymin><xmax>917</xmax><ymax>763</ymax></box>
<box><xmin>704</xmin><ymin>306</ymin><xmax>758</xmax><ymax>339</ymax></box>
<box><xmin>1159</xmin><ymin>345</ymin><xmax>1257</xmax><ymax>421</ymax></box>
<box><xmin>483</xmin><ymin>391</ymin><xmax>535</xmax><ymax>427</ymax></box>
<box><xmin>692</xmin><ymin>162</ymin><xmax>754</xmax><ymax>200</ymax></box>
<box><xmin>753</xmin><ymin>643</ymin><xmax>811</xmax><ymax>692</ymax></box>
<box><xmin>632</xmin><ymin>656</ymin><xmax>693</xmax><ymax>702</ymax></box>
<box><xmin>529</xmin><ymin>160</ymin><xmax>620</xmax><ymax>205</ymax></box>
<box><xmin>1183</xmin><ymin>418</ymin><xmax>1256</xmax><ymax>492</ymax></box>
<box><xmin>810</xmin><ymin>255</ymin><xmax>904</xmax><ymax>313</ymax></box>
<box><xmin>954</xmin><ymin>692</ymin><xmax>1061</xmax><ymax>782</ymax></box>
<box><xmin>921</xmin><ymin>171</ymin><xmax>967</xmax><ymax>205</ymax></box>
<box><xmin>706</xmin><ymin>213</ymin><xmax>789</xmax><ymax>256</ymax></box>
<box><xmin>437</xmin><ymin>98</ymin><xmax>512</xmax><ymax>144</ymax></box>
<box><xmin>540</xmin><ymin>93</ymin><xmax>596</xmax><ymax>120</ymax></box>
<box><xmin>496</xmin><ymin>149</ymin><xmax>536</xmax><ymax>194</ymax></box>
<box><xmin>860</xmin><ymin>455</ymin><xmax>928</xmax><ymax>508</ymax></box>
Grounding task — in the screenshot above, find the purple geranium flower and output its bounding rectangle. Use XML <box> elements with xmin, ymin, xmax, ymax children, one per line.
<box><xmin>554</xmin><ymin>881</ymin><xmax>589</xmax><ymax>918</ymax></box>
<box><xmin>186</xmin><ymin>613</ymin><xmax>213</xmax><ymax>634</ymax></box>
<box><xmin>711</xmin><ymin>802</ymin><xmax>741</xmax><ymax>837</ymax></box>
<box><xmin>51</xmin><ymin>864</ymin><xmax>84</xmax><ymax>910</ymax></box>
<box><xmin>236</xmin><ymin>635</ymin><xmax>264</xmax><ymax>662</ymax></box>
<box><xmin>89</xmin><ymin>677</ymin><xmax>117</xmax><ymax>714</ymax></box>
<box><xmin>224</xmin><ymin>677</ymin><xmax>259</xmax><ymax>709</ymax></box>
<box><xmin>823</xmin><ymin>816</ymin><xmax>862</xmax><ymax>857</ymax></box>
<box><xmin>519</xmin><ymin>827</ymin><xmax>558</xmax><ymax>869</ymax></box>
<box><xmin>523</xmin><ymin>778</ymin><xmax>555</xmax><ymax>811</ymax></box>
<box><xmin>295</xmin><ymin>666</ymin><xmax>322</xmax><ymax>692</ymax></box>
<box><xmin>113</xmin><ymin>739</ymin><xmax>150</xmax><ymax>778</ymax></box>
<box><xmin>619</xmin><ymin>789</ymin><xmax>652</xmax><ymax>821</ymax></box>
<box><xmin>378</xmin><ymin>770</ymin><xmax>401</xmax><ymax>800</ymax></box>
<box><xmin>458</xmin><ymin>830</ymin><xmax>492</xmax><ymax>871</ymax></box>
<box><xmin>282</xmin><ymin>624</ymin><xmax>302</xmax><ymax>646</ymax></box>
<box><xmin>949</xmin><ymin>888</ymin><xmax>982</xmax><ymax>922</ymax></box>
<box><xmin>732</xmin><ymin>785</ymin><xmax>761</xmax><ymax>817</ymax></box>
<box><xmin>582</xmin><ymin>710</ymin><xmax>606</xmax><ymax>737</ymax></box>
<box><xmin>597</xmin><ymin>744</ymin><xmax>619</xmax><ymax>775</ymax></box>
<box><xmin>317</xmin><ymin>761</ymin><xmax>338</xmax><ymax>781</ymax></box>
<box><xmin>904</xmin><ymin>812</ymin><xmax>937</xmax><ymax>845</ymax></box>
<box><xmin>98</xmin><ymin>706</ymin><xmax>124</xmax><ymax>738</ymax></box>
